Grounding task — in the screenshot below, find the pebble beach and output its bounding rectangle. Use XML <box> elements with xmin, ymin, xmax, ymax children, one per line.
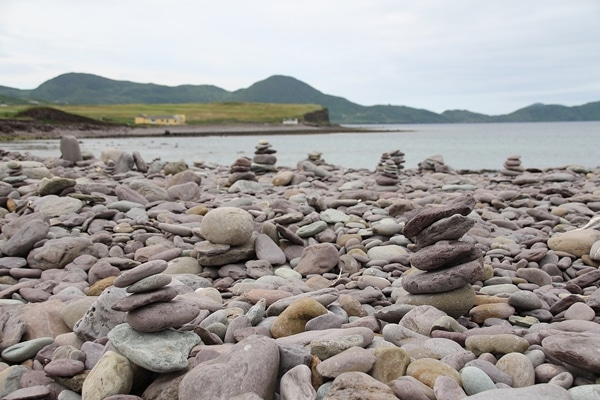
<box><xmin>1</xmin><ymin>134</ymin><xmax>600</xmax><ymax>400</ymax></box>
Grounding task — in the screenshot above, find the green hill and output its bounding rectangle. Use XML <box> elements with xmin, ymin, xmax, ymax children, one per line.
<box><xmin>1</xmin><ymin>72</ymin><xmax>599</xmax><ymax>124</ymax></box>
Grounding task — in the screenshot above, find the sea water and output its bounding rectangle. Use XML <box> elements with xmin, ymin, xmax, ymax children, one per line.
<box><xmin>2</xmin><ymin>121</ymin><xmax>599</xmax><ymax>171</ymax></box>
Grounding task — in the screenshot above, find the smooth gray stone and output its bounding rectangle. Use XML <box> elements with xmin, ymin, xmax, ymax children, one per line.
<box><xmin>1</xmin><ymin>337</ymin><xmax>54</xmax><ymax>363</ymax></box>
<box><xmin>60</xmin><ymin>135</ymin><xmax>83</xmax><ymax>162</ymax></box>
<box><xmin>73</xmin><ymin>286</ymin><xmax>128</xmax><ymax>341</ymax></box>
<box><xmin>461</xmin><ymin>366</ymin><xmax>497</xmax><ymax>396</ymax></box>
<box><xmin>108</xmin><ymin>323</ymin><xmax>201</xmax><ymax>373</ymax></box>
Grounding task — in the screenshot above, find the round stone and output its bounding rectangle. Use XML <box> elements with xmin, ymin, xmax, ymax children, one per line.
<box><xmin>201</xmin><ymin>207</ymin><xmax>254</xmax><ymax>246</ymax></box>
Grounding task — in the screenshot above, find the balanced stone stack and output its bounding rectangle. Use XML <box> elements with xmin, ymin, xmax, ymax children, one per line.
<box><xmin>307</xmin><ymin>150</ymin><xmax>326</xmax><ymax>165</ymax></box>
<box><xmin>418</xmin><ymin>154</ymin><xmax>450</xmax><ymax>173</ymax></box>
<box><xmin>3</xmin><ymin>161</ymin><xmax>28</xmax><ymax>187</ymax></box>
<box><xmin>375</xmin><ymin>159</ymin><xmax>400</xmax><ymax>186</ymax></box>
<box><xmin>229</xmin><ymin>157</ymin><xmax>256</xmax><ymax>185</ymax></box>
<box><xmin>501</xmin><ymin>154</ymin><xmax>525</xmax><ymax>176</ymax></box>
<box><xmin>111</xmin><ymin>259</ymin><xmax>200</xmax><ymax>332</ymax></box>
<box><xmin>376</xmin><ymin>149</ymin><xmax>405</xmax><ymax>172</ymax></box>
<box><xmin>397</xmin><ymin>193</ymin><xmax>484</xmax><ymax>317</ymax></box>
<box><xmin>251</xmin><ymin>139</ymin><xmax>278</xmax><ymax>173</ymax></box>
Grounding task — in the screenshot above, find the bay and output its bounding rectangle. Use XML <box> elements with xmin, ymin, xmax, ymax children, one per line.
<box><xmin>2</xmin><ymin>121</ymin><xmax>599</xmax><ymax>171</ymax></box>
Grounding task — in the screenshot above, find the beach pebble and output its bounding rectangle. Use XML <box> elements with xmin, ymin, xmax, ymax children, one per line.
<box><xmin>179</xmin><ymin>335</ymin><xmax>279</xmax><ymax>400</ymax></box>
<box><xmin>81</xmin><ymin>351</ymin><xmax>133</xmax><ymax>400</ymax></box>
<box><xmin>279</xmin><ymin>364</ymin><xmax>316</xmax><ymax>400</ymax></box>
<box><xmin>294</xmin><ymin>243</ymin><xmax>339</xmax><ymax>276</ymax></box>
<box><xmin>1</xmin><ymin>337</ymin><xmax>54</xmax><ymax>363</ymax></box>
<box><xmin>463</xmin><ymin>383</ymin><xmax>571</xmax><ymax>399</ymax></box>
<box><xmin>200</xmin><ymin>207</ymin><xmax>254</xmax><ymax>245</ymax></box>
<box><xmin>271</xmin><ymin>298</ymin><xmax>328</xmax><ymax>338</ymax></box>
<box><xmin>495</xmin><ymin>352</ymin><xmax>535</xmax><ymax>388</ymax></box>
<box><xmin>324</xmin><ymin>371</ymin><xmax>398</xmax><ymax>399</ymax></box>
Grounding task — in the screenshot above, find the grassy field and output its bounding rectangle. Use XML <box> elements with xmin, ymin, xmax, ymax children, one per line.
<box><xmin>0</xmin><ymin>102</ymin><xmax>324</xmax><ymax>125</ymax></box>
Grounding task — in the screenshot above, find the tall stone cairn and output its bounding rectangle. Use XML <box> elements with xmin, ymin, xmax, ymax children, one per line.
<box><xmin>307</xmin><ymin>150</ymin><xmax>326</xmax><ymax>165</ymax></box>
<box><xmin>251</xmin><ymin>139</ymin><xmax>278</xmax><ymax>174</ymax></box>
<box><xmin>398</xmin><ymin>193</ymin><xmax>484</xmax><ymax>317</ymax></box>
<box><xmin>375</xmin><ymin>150</ymin><xmax>405</xmax><ymax>186</ymax></box>
<box><xmin>501</xmin><ymin>155</ymin><xmax>524</xmax><ymax>176</ymax></box>
<box><xmin>111</xmin><ymin>260</ymin><xmax>200</xmax><ymax>333</ymax></box>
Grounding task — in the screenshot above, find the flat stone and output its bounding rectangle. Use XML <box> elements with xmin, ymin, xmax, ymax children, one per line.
<box><xmin>126</xmin><ymin>274</ymin><xmax>172</xmax><ymax>293</ymax></box>
<box><xmin>394</xmin><ymin>284</ymin><xmax>476</xmax><ymax>318</ymax></box>
<box><xmin>403</xmin><ymin>193</ymin><xmax>475</xmax><ymax>238</ymax></box>
<box><xmin>108</xmin><ymin>323</ymin><xmax>201</xmax><ymax>373</ymax></box>
<box><xmin>542</xmin><ymin>332</ymin><xmax>600</xmax><ymax>374</ymax></box>
<box><xmin>548</xmin><ymin>229</ymin><xmax>600</xmax><ymax>257</ymax></box>
<box><xmin>114</xmin><ymin>260</ymin><xmax>169</xmax><ymax>288</ymax></box>
<box><xmin>415</xmin><ymin>214</ymin><xmax>475</xmax><ymax>248</ymax></box>
<box><xmin>410</xmin><ymin>240</ymin><xmax>479</xmax><ymax>271</ymax></box>
<box><xmin>126</xmin><ymin>298</ymin><xmax>200</xmax><ymax>332</ymax></box>
<box><xmin>401</xmin><ymin>258</ymin><xmax>483</xmax><ymax>294</ymax></box>
<box><xmin>1</xmin><ymin>219</ymin><xmax>49</xmax><ymax>257</ymax></box>
<box><xmin>112</xmin><ymin>286</ymin><xmax>179</xmax><ymax>312</ymax></box>
<box><xmin>316</xmin><ymin>347</ymin><xmax>377</xmax><ymax>378</ymax></box>
<box><xmin>1</xmin><ymin>337</ymin><xmax>54</xmax><ymax>363</ymax></box>
<box><xmin>465</xmin><ymin>334</ymin><xmax>530</xmax><ymax>356</ymax></box>
<box><xmin>1</xmin><ymin>385</ymin><xmax>51</xmax><ymax>400</ymax></box>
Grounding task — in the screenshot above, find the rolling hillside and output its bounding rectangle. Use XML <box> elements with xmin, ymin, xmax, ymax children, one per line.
<box><xmin>1</xmin><ymin>73</ymin><xmax>599</xmax><ymax>124</ymax></box>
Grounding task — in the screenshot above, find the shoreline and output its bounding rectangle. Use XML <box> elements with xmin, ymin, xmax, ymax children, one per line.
<box><xmin>0</xmin><ymin>122</ymin><xmax>391</xmax><ymax>141</ymax></box>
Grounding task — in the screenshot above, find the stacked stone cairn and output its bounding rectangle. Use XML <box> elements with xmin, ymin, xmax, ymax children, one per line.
<box><xmin>501</xmin><ymin>154</ymin><xmax>525</xmax><ymax>176</ymax></box>
<box><xmin>375</xmin><ymin>150</ymin><xmax>405</xmax><ymax>186</ymax></box>
<box><xmin>418</xmin><ymin>154</ymin><xmax>451</xmax><ymax>173</ymax></box>
<box><xmin>110</xmin><ymin>259</ymin><xmax>200</xmax><ymax>332</ymax></box>
<box><xmin>229</xmin><ymin>157</ymin><xmax>256</xmax><ymax>185</ymax></box>
<box><xmin>251</xmin><ymin>139</ymin><xmax>278</xmax><ymax>173</ymax></box>
<box><xmin>398</xmin><ymin>193</ymin><xmax>484</xmax><ymax>317</ymax></box>
<box><xmin>306</xmin><ymin>150</ymin><xmax>325</xmax><ymax>165</ymax></box>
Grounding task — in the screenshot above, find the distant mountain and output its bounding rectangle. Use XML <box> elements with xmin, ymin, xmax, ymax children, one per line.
<box><xmin>1</xmin><ymin>72</ymin><xmax>599</xmax><ymax>124</ymax></box>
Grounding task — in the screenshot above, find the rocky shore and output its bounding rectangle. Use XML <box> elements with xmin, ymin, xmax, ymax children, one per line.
<box><xmin>1</xmin><ymin>137</ymin><xmax>600</xmax><ymax>400</ymax></box>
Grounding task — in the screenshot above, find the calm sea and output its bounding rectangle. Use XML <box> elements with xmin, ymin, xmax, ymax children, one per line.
<box><xmin>2</xmin><ymin>121</ymin><xmax>599</xmax><ymax>171</ymax></box>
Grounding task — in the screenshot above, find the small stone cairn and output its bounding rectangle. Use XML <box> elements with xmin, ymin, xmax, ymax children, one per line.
<box><xmin>251</xmin><ymin>139</ymin><xmax>278</xmax><ymax>173</ymax></box>
<box><xmin>375</xmin><ymin>150</ymin><xmax>405</xmax><ymax>186</ymax></box>
<box><xmin>111</xmin><ymin>260</ymin><xmax>200</xmax><ymax>332</ymax></box>
<box><xmin>229</xmin><ymin>157</ymin><xmax>256</xmax><ymax>185</ymax></box>
<box><xmin>418</xmin><ymin>154</ymin><xmax>451</xmax><ymax>173</ymax></box>
<box><xmin>501</xmin><ymin>154</ymin><xmax>524</xmax><ymax>176</ymax></box>
<box><xmin>307</xmin><ymin>150</ymin><xmax>326</xmax><ymax>165</ymax></box>
<box><xmin>398</xmin><ymin>193</ymin><xmax>484</xmax><ymax>317</ymax></box>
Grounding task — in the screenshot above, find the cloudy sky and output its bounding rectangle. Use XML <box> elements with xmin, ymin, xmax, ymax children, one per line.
<box><xmin>1</xmin><ymin>0</ymin><xmax>599</xmax><ymax>115</ymax></box>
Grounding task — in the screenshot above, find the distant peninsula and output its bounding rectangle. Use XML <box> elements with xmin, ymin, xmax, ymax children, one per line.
<box><xmin>1</xmin><ymin>73</ymin><xmax>599</xmax><ymax>124</ymax></box>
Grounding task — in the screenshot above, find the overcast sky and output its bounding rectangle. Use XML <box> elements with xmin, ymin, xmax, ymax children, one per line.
<box><xmin>1</xmin><ymin>0</ymin><xmax>599</xmax><ymax>115</ymax></box>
